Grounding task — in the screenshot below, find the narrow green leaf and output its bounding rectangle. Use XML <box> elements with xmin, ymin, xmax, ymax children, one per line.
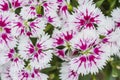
<box><xmin>56</xmin><ymin>45</ymin><xmax>66</xmax><ymax>49</ymax></box>
<box><xmin>96</xmin><ymin>0</ymin><xmax>104</xmax><ymax>7</ymax></box>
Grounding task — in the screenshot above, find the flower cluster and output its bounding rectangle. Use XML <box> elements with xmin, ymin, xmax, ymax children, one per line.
<box><xmin>0</xmin><ymin>0</ymin><xmax>120</xmax><ymax>80</ymax></box>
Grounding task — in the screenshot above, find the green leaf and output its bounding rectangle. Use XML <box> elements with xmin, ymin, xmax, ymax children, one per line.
<box><xmin>15</xmin><ymin>7</ymin><xmax>22</xmax><ymax>15</ymax></box>
<box><xmin>110</xmin><ymin>56</ymin><xmax>120</xmax><ymax>78</ymax></box>
<box><xmin>79</xmin><ymin>74</ymin><xmax>91</xmax><ymax>80</ymax></box>
<box><xmin>109</xmin><ymin>0</ymin><xmax>116</xmax><ymax>10</ymax></box>
<box><xmin>70</xmin><ymin>0</ymin><xmax>79</xmax><ymax>8</ymax></box>
<box><xmin>99</xmin><ymin>35</ymin><xmax>106</xmax><ymax>39</ymax></box>
<box><xmin>36</xmin><ymin>5</ymin><xmax>44</xmax><ymax>15</ymax></box>
<box><xmin>67</xmin><ymin>3</ymin><xmax>74</xmax><ymax>14</ymax></box>
<box><xmin>44</xmin><ymin>23</ymin><xmax>54</xmax><ymax>36</ymax></box>
<box><xmin>103</xmin><ymin>62</ymin><xmax>113</xmax><ymax>80</ymax></box>
<box><xmin>56</xmin><ymin>45</ymin><xmax>66</xmax><ymax>49</ymax></box>
<box><xmin>96</xmin><ymin>0</ymin><xmax>104</xmax><ymax>7</ymax></box>
<box><xmin>106</xmin><ymin>0</ymin><xmax>117</xmax><ymax>15</ymax></box>
<box><xmin>29</xmin><ymin>37</ymin><xmax>37</xmax><ymax>46</ymax></box>
<box><xmin>28</xmin><ymin>18</ymin><xmax>36</xmax><ymax>22</ymax></box>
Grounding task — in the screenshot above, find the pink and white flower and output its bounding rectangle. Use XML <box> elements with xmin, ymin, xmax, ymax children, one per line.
<box><xmin>44</xmin><ymin>10</ymin><xmax>61</xmax><ymax>27</ymax></box>
<box><xmin>18</xmin><ymin>32</ymin><xmax>52</xmax><ymax>69</ymax></box>
<box><xmin>57</xmin><ymin>0</ymin><xmax>71</xmax><ymax>18</ymax></box>
<box><xmin>43</xmin><ymin>1</ymin><xmax>61</xmax><ymax>27</ymax></box>
<box><xmin>112</xmin><ymin>8</ymin><xmax>120</xmax><ymax>28</ymax></box>
<box><xmin>101</xmin><ymin>29</ymin><xmax>120</xmax><ymax>57</ymax></box>
<box><xmin>11</xmin><ymin>5</ymin><xmax>46</xmax><ymax>37</ymax></box>
<box><xmin>0</xmin><ymin>63</ymin><xmax>13</xmax><ymax>80</ymax></box>
<box><xmin>60</xmin><ymin>63</ymin><xmax>79</xmax><ymax>80</ymax></box>
<box><xmin>0</xmin><ymin>48</ymin><xmax>24</xmax><ymax>71</ymax></box>
<box><xmin>0</xmin><ymin>63</ymin><xmax>48</xmax><ymax>80</ymax></box>
<box><xmin>69</xmin><ymin>29</ymin><xmax>110</xmax><ymax>75</ymax></box>
<box><xmin>69</xmin><ymin>1</ymin><xmax>104</xmax><ymax>30</ymax></box>
<box><xmin>98</xmin><ymin>17</ymin><xmax>120</xmax><ymax>57</ymax></box>
<box><xmin>0</xmin><ymin>48</ymin><xmax>25</xmax><ymax>80</ymax></box>
<box><xmin>11</xmin><ymin>15</ymin><xmax>46</xmax><ymax>37</ymax></box>
<box><xmin>0</xmin><ymin>12</ymin><xmax>17</xmax><ymax>48</ymax></box>
<box><xmin>0</xmin><ymin>0</ymin><xmax>28</xmax><ymax>12</ymax></box>
<box><xmin>97</xmin><ymin>17</ymin><xmax>115</xmax><ymax>36</ymax></box>
<box><xmin>52</xmin><ymin>27</ymin><xmax>77</xmax><ymax>60</ymax></box>
<box><xmin>20</xmin><ymin>6</ymin><xmax>37</xmax><ymax>20</ymax></box>
<box><xmin>13</xmin><ymin>68</ymin><xmax>48</xmax><ymax>80</ymax></box>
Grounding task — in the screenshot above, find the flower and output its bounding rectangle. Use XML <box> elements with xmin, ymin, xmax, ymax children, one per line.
<box><xmin>43</xmin><ymin>0</ymin><xmax>61</xmax><ymax>27</ymax></box>
<box><xmin>60</xmin><ymin>63</ymin><xmax>79</xmax><ymax>80</ymax></box>
<box><xmin>18</xmin><ymin>32</ymin><xmax>52</xmax><ymax>69</ymax></box>
<box><xmin>57</xmin><ymin>0</ymin><xmax>71</xmax><ymax>18</ymax></box>
<box><xmin>69</xmin><ymin>1</ymin><xmax>104</xmax><ymax>30</ymax></box>
<box><xmin>111</xmin><ymin>8</ymin><xmax>120</xmax><ymax>28</ymax></box>
<box><xmin>98</xmin><ymin>17</ymin><xmax>120</xmax><ymax>57</ymax></box>
<box><xmin>0</xmin><ymin>0</ymin><xmax>28</xmax><ymax>12</ymax></box>
<box><xmin>52</xmin><ymin>27</ymin><xmax>76</xmax><ymax>60</ymax></box>
<box><xmin>0</xmin><ymin>48</ymin><xmax>25</xmax><ymax>72</ymax></box>
<box><xmin>101</xmin><ymin>29</ymin><xmax>120</xmax><ymax>57</ymax></box>
<box><xmin>0</xmin><ymin>48</ymin><xmax>25</xmax><ymax>80</ymax></box>
<box><xmin>12</xmin><ymin>68</ymin><xmax>48</xmax><ymax>80</ymax></box>
<box><xmin>0</xmin><ymin>12</ymin><xmax>17</xmax><ymax>48</ymax></box>
<box><xmin>69</xmin><ymin>29</ymin><xmax>110</xmax><ymax>75</ymax></box>
<box><xmin>0</xmin><ymin>63</ymin><xmax>48</xmax><ymax>80</ymax></box>
<box><xmin>44</xmin><ymin>10</ymin><xmax>61</xmax><ymax>27</ymax></box>
<box><xmin>0</xmin><ymin>63</ymin><xmax>13</xmax><ymax>80</ymax></box>
<box><xmin>20</xmin><ymin>6</ymin><xmax>37</xmax><ymax>20</ymax></box>
<box><xmin>11</xmin><ymin>15</ymin><xmax>46</xmax><ymax>37</ymax></box>
<box><xmin>97</xmin><ymin>17</ymin><xmax>115</xmax><ymax>36</ymax></box>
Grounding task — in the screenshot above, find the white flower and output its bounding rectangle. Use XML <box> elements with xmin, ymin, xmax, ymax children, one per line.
<box><xmin>20</xmin><ymin>6</ymin><xmax>37</xmax><ymax>20</ymax></box>
<box><xmin>0</xmin><ymin>11</ymin><xmax>17</xmax><ymax>48</ymax></box>
<box><xmin>0</xmin><ymin>63</ymin><xmax>13</xmax><ymax>80</ymax></box>
<box><xmin>60</xmin><ymin>63</ymin><xmax>79</xmax><ymax>80</ymax></box>
<box><xmin>44</xmin><ymin>10</ymin><xmax>61</xmax><ymax>27</ymax></box>
<box><xmin>111</xmin><ymin>8</ymin><xmax>120</xmax><ymax>28</ymax></box>
<box><xmin>11</xmin><ymin>15</ymin><xmax>46</xmax><ymax>37</ymax></box>
<box><xmin>0</xmin><ymin>48</ymin><xmax>25</xmax><ymax>74</ymax></box>
<box><xmin>0</xmin><ymin>47</ymin><xmax>10</xmax><ymax>66</ymax></box>
<box><xmin>69</xmin><ymin>1</ymin><xmax>104</xmax><ymax>30</ymax></box>
<box><xmin>69</xmin><ymin>29</ymin><xmax>110</xmax><ymax>75</ymax></box>
<box><xmin>18</xmin><ymin>32</ymin><xmax>52</xmax><ymax>69</ymax></box>
<box><xmin>42</xmin><ymin>0</ymin><xmax>58</xmax><ymax>13</ymax></box>
<box><xmin>97</xmin><ymin>17</ymin><xmax>115</xmax><ymax>35</ymax></box>
<box><xmin>15</xmin><ymin>68</ymin><xmax>48</xmax><ymax>80</ymax></box>
<box><xmin>101</xmin><ymin>29</ymin><xmax>120</xmax><ymax>56</ymax></box>
<box><xmin>57</xmin><ymin>0</ymin><xmax>71</xmax><ymax>18</ymax></box>
<box><xmin>52</xmin><ymin>27</ymin><xmax>76</xmax><ymax>60</ymax></box>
